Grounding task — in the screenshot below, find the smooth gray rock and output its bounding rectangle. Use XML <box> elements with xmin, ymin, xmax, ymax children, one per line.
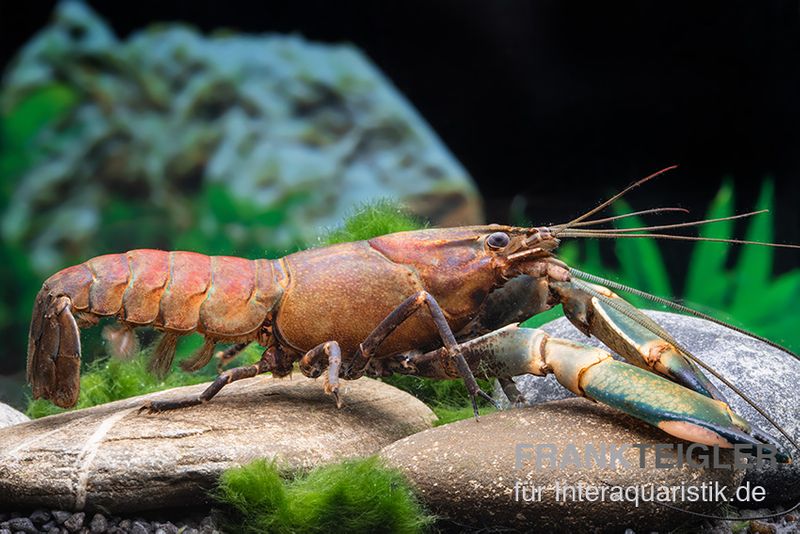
<box><xmin>382</xmin><ymin>398</ymin><xmax>744</xmax><ymax>532</ymax></box>
<box><xmin>0</xmin><ymin>376</ymin><xmax>435</xmax><ymax>512</ymax></box>
<box><xmin>0</xmin><ymin>402</ymin><xmax>29</xmax><ymax>429</ymax></box>
<box><xmin>495</xmin><ymin>311</ymin><xmax>800</xmax><ymax>506</ymax></box>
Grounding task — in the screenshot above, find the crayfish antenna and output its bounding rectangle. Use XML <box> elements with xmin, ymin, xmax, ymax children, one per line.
<box><xmin>558</xmin><ymin>165</ymin><xmax>679</xmax><ymax>231</ymax></box>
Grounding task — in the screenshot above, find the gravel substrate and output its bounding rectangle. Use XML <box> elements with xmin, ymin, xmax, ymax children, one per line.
<box><xmin>0</xmin><ymin>509</ymin><xmax>221</xmax><ymax>534</ymax></box>
<box><xmin>1</xmin><ymin>506</ymin><xmax>797</xmax><ymax>533</ymax></box>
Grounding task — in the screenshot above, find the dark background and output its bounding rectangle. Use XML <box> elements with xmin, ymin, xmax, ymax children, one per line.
<box><xmin>2</xmin><ymin>0</ymin><xmax>799</xmax><ymax>277</ymax></box>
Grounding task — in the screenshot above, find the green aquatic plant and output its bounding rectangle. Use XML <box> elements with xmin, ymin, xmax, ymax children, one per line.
<box><xmin>215</xmin><ymin>457</ymin><xmax>434</xmax><ymax>534</ymax></box>
<box><xmin>375</xmin><ymin>374</ymin><xmax>496</xmax><ymax>425</ymax></box>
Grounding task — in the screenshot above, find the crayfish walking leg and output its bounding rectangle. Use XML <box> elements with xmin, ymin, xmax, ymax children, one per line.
<box><xmin>343</xmin><ymin>291</ymin><xmax>496</xmax><ymax>417</ymax></box>
<box><xmin>299</xmin><ymin>341</ymin><xmax>343</xmax><ymax>407</ymax></box>
<box><xmin>215</xmin><ymin>342</ymin><xmax>250</xmax><ymax>373</ymax></box>
<box><xmin>142</xmin><ymin>346</ymin><xmax>281</xmax><ymax>413</ymax></box>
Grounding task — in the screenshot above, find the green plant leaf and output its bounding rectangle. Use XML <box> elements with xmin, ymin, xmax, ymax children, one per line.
<box><xmin>730</xmin><ymin>180</ymin><xmax>774</xmax><ymax>322</ymax></box>
<box><xmin>684</xmin><ymin>179</ymin><xmax>735</xmax><ymax>310</ymax></box>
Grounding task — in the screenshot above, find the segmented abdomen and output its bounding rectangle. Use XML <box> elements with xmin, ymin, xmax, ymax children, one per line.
<box><xmin>43</xmin><ymin>250</ymin><xmax>286</xmax><ymax>337</ymax></box>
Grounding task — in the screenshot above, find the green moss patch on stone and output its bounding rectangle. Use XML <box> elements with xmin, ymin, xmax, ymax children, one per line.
<box><xmin>215</xmin><ymin>457</ymin><xmax>434</xmax><ymax>534</ymax></box>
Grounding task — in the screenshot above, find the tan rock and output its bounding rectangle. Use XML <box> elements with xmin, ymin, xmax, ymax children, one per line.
<box><xmin>0</xmin><ymin>402</ymin><xmax>29</xmax><ymax>429</ymax></box>
<box><xmin>382</xmin><ymin>398</ymin><xmax>745</xmax><ymax>533</ymax></box>
<box><xmin>0</xmin><ymin>376</ymin><xmax>435</xmax><ymax>513</ymax></box>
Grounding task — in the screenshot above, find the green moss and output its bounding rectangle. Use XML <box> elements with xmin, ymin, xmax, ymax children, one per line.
<box><xmin>215</xmin><ymin>457</ymin><xmax>434</xmax><ymax>534</ymax></box>
<box><xmin>378</xmin><ymin>375</ymin><xmax>497</xmax><ymax>425</ymax></box>
<box><xmin>322</xmin><ymin>200</ymin><xmax>423</xmax><ymax>245</ymax></box>
<box><xmin>431</xmin><ymin>404</ymin><xmax>496</xmax><ymax>426</ymax></box>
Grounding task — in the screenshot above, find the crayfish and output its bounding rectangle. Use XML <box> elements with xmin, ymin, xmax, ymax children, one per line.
<box><xmin>26</xmin><ymin>167</ymin><xmax>799</xmax><ymax>461</ymax></box>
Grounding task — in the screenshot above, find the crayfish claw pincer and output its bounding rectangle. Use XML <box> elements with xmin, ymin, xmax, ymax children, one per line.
<box><xmin>469</xmin><ymin>389</ymin><xmax>501</xmax><ymax>421</ymax></box>
<box><xmin>138</xmin><ymin>397</ymin><xmax>203</xmax><ymax>414</ymax></box>
<box><xmin>138</xmin><ymin>401</ymin><xmax>158</xmax><ymax>415</ymax></box>
<box><xmin>331</xmin><ymin>388</ymin><xmax>342</xmax><ymax>409</ymax></box>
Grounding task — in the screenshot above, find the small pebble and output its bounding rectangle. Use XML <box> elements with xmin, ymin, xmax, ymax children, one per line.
<box><xmin>63</xmin><ymin>512</ymin><xmax>85</xmax><ymax>533</ymax></box>
<box><xmin>30</xmin><ymin>510</ymin><xmax>51</xmax><ymax>525</ymax></box>
<box><xmin>89</xmin><ymin>514</ymin><xmax>107</xmax><ymax>534</ymax></box>
<box><xmin>154</xmin><ymin>523</ymin><xmax>178</xmax><ymax>534</ymax></box>
<box><xmin>6</xmin><ymin>517</ymin><xmax>37</xmax><ymax>534</ymax></box>
<box><xmin>52</xmin><ymin>511</ymin><xmax>71</xmax><ymax>525</ymax></box>
<box><xmin>748</xmin><ymin>519</ymin><xmax>777</xmax><ymax>534</ymax></box>
<box><xmin>0</xmin><ymin>512</ymin><xmax>217</xmax><ymax>534</ymax></box>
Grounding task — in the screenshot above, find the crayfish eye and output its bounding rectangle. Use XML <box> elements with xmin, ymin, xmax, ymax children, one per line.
<box><xmin>486</xmin><ymin>232</ymin><xmax>510</xmax><ymax>249</ymax></box>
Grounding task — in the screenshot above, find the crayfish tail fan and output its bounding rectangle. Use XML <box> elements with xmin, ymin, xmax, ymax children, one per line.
<box><xmin>27</xmin><ymin>290</ymin><xmax>82</xmax><ymax>408</ymax></box>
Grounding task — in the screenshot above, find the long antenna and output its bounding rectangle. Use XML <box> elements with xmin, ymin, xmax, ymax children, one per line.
<box><xmin>563</xmin><ymin>207</ymin><xmax>689</xmax><ymax>228</ymax></box>
<box><xmin>558</xmin><ymin>165</ymin><xmax>679</xmax><ymax>231</ymax></box>
<box><xmin>556</xmin><ymin>230</ymin><xmax>800</xmax><ymax>249</ymax></box>
<box><xmin>563</xmin><ymin>210</ymin><xmax>767</xmax><ymax>234</ymax></box>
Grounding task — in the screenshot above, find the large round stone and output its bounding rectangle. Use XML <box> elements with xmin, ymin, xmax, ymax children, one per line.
<box><xmin>496</xmin><ymin>311</ymin><xmax>800</xmax><ymax>506</ymax></box>
<box><xmin>382</xmin><ymin>398</ymin><xmax>745</xmax><ymax>533</ymax></box>
<box><xmin>0</xmin><ymin>376</ymin><xmax>435</xmax><ymax>512</ymax></box>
